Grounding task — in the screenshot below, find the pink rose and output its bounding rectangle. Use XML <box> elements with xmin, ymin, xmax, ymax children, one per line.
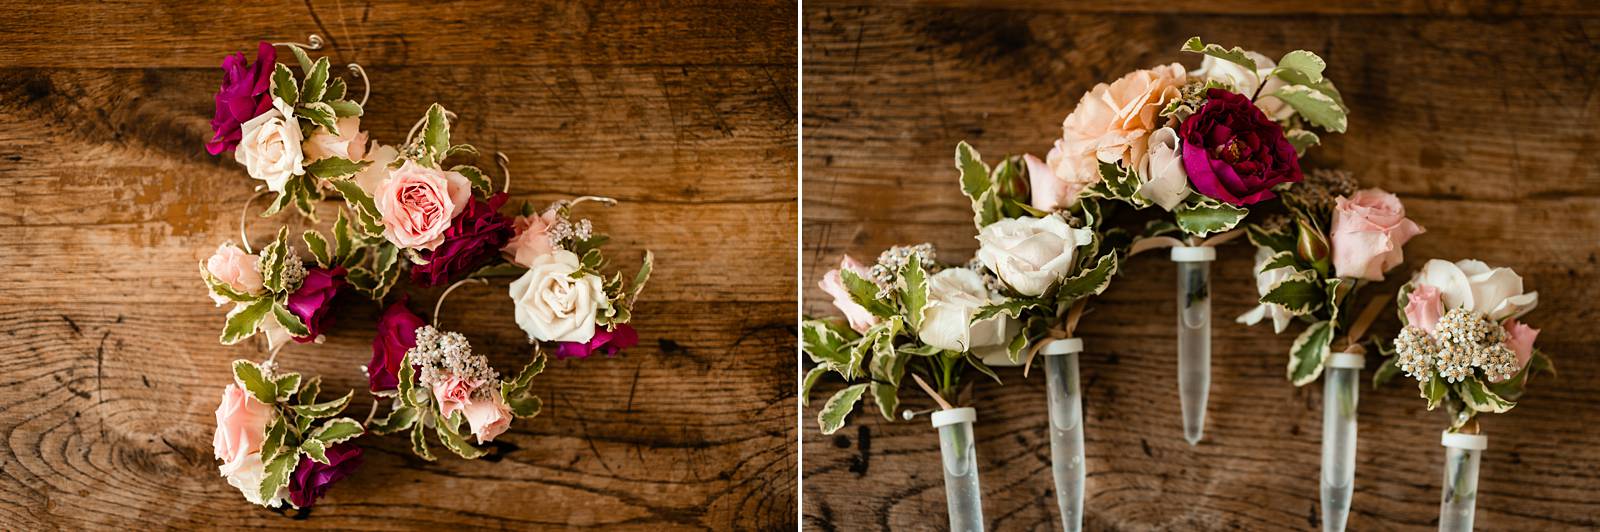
<box><xmin>818</xmin><ymin>255</ymin><xmax>880</xmax><ymax>334</ymax></box>
<box><xmin>1499</xmin><ymin>318</ymin><xmax>1540</xmax><ymax>381</ymax></box>
<box><xmin>432</xmin><ymin>375</ymin><xmax>478</xmax><ymax>420</ymax></box>
<box><xmin>500</xmin><ymin>208</ymin><xmax>562</xmax><ymax>267</ymax></box>
<box><xmin>462</xmin><ymin>392</ymin><xmax>513</xmax><ymax>444</ymax></box>
<box><xmin>204</xmin><ymin>243</ymin><xmax>264</xmax><ymax>305</ymax></box>
<box><xmin>1330</xmin><ymin>188</ymin><xmax>1425</xmax><ymax>280</ymax></box>
<box><xmin>1405</xmin><ymin>283</ymin><xmax>1445</xmax><ymax>333</ymax></box>
<box><xmin>301</xmin><ymin>116</ymin><xmax>369</xmax><ymax>162</ymax></box>
<box><xmin>213</xmin><ymin>383</ymin><xmax>274</xmax><ymax>476</ymax></box>
<box><xmin>1024</xmin><ymin>147</ymin><xmax>1092</xmax><ymax>212</ymax></box>
<box><xmin>374</xmin><ymin>159</ymin><xmax>472</xmax><ymax>250</ymax></box>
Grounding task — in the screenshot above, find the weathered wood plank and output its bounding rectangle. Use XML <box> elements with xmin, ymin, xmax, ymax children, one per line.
<box><xmin>802</xmin><ymin>4</ymin><xmax>1600</xmax><ymax>531</ymax></box>
<box><xmin>0</xmin><ymin>1</ymin><xmax>797</xmax><ymax>529</ymax></box>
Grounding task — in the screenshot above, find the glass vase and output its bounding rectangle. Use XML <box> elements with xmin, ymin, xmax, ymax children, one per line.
<box><xmin>1171</xmin><ymin>246</ymin><xmax>1215</xmax><ymax>445</ymax></box>
<box><xmin>934</xmin><ymin>407</ymin><xmax>984</xmax><ymax>532</ymax></box>
<box><xmin>1438</xmin><ymin>431</ymin><xmax>1486</xmax><ymax>532</ymax></box>
<box><xmin>1321</xmin><ymin>352</ymin><xmax>1364</xmax><ymax>531</ymax></box>
<box><xmin>1041</xmin><ymin>338</ymin><xmax>1086</xmax><ymax>531</ymax></box>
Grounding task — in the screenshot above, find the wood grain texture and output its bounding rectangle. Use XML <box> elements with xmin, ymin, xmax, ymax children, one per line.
<box><xmin>801</xmin><ymin>3</ymin><xmax>1600</xmax><ymax>530</ymax></box>
<box><xmin>0</xmin><ymin>1</ymin><xmax>797</xmax><ymax>529</ymax></box>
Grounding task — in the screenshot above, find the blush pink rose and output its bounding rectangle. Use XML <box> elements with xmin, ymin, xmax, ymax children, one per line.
<box><xmin>1330</xmin><ymin>189</ymin><xmax>1425</xmax><ymax>280</ymax></box>
<box><xmin>374</xmin><ymin>159</ymin><xmax>472</xmax><ymax>250</ymax></box>
<box><xmin>432</xmin><ymin>375</ymin><xmax>478</xmax><ymax>420</ymax></box>
<box><xmin>501</xmin><ymin>208</ymin><xmax>562</xmax><ymax>267</ymax></box>
<box><xmin>1055</xmin><ymin>64</ymin><xmax>1186</xmax><ymax>187</ymax></box>
<box><xmin>818</xmin><ymin>255</ymin><xmax>880</xmax><ymax>334</ymax></box>
<box><xmin>1405</xmin><ymin>283</ymin><xmax>1445</xmax><ymax>333</ymax></box>
<box><xmin>213</xmin><ymin>383</ymin><xmax>274</xmax><ymax>476</ymax></box>
<box><xmin>301</xmin><ymin>116</ymin><xmax>369</xmax><ymax>162</ymax></box>
<box><xmin>1500</xmin><ymin>318</ymin><xmax>1540</xmax><ymax>380</ymax></box>
<box><xmin>204</xmin><ymin>243</ymin><xmax>264</xmax><ymax>305</ymax></box>
<box><xmin>462</xmin><ymin>392</ymin><xmax>514</xmax><ymax>444</ymax></box>
<box><xmin>1024</xmin><ymin>147</ymin><xmax>1093</xmax><ymax>212</ymax></box>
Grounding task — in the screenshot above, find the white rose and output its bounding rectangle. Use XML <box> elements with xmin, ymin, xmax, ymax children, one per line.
<box><xmin>975</xmin><ymin>216</ymin><xmax>1094</xmax><ymax>297</ymax></box>
<box><xmin>1236</xmin><ymin>246</ymin><xmax>1295</xmax><ymax>333</ymax></box>
<box><xmin>234</xmin><ymin>97</ymin><xmax>305</xmax><ymax>193</ymax></box>
<box><xmin>353</xmin><ymin>142</ymin><xmax>400</xmax><ymax>197</ymax></box>
<box><xmin>1137</xmin><ymin>127</ymin><xmax>1191</xmax><ymax>211</ymax></box>
<box><xmin>509</xmin><ymin>250</ymin><xmax>606</xmax><ymax>343</ymax></box>
<box><xmin>301</xmin><ymin>116</ymin><xmax>368</xmax><ymax>162</ymax></box>
<box><xmin>1415</xmin><ymin>259</ymin><xmax>1538</xmax><ymax>321</ymax></box>
<box><xmin>222</xmin><ymin>452</ymin><xmax>287</xmax><ymax>508</ymax></box>
<box><xmin>918</xmin><ymin>268</ymin><xmax>1012</xmax><ymax>353</ymax></box>
<box><xmin>1188</xmin><ymin>51</ymin><xmax>1294</xmax><ymax>122</ymax></box>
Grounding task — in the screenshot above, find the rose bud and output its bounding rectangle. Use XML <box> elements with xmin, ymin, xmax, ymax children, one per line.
<box><xmin>1295</xmin><ymin>217</ymin><xmax>1331</xmax><ymax>274</ymax></box>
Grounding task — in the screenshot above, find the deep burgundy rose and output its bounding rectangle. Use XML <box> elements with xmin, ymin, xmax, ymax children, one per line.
<box><xmin>1179</xmin><ymin>88</ymin><xmax>1303</xmax><ymax>206</ymax></box>
<box><xmin>288</xmin><ymin>266</ymin><xmax>347</xmax><ymax>343</ymax></box>
<box><xmin>553</xmin><ymin>323</ymin><xmax>639</xmax><ymax>359</ymax></box>
<box><xmin>207</xmin><ymin>42</ymin><xmax>277</xmax><ymax>155</ymax></box>
<box><xmin>369</xmin><ymin>296</ymin><xmax>425</xmax><ymax>392</ymax></box>
<box><xmin>287</xmin><ymin>442</ymin><xmax>364</xmax><ymax>508</ymax></box>
<box><xmin>410</xmin><ymin>192</ymin><xmax>515</xmax><ymax>287</ymax></box>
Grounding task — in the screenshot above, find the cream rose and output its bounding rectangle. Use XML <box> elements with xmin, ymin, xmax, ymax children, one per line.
<box><xmin>1237</xmin><ymin>246</ymin><xmax>1296</xmax><ymax>333</ymax></box>
<box><xmin>1055</xmin><ymin>64</ymin><xmax>1186</xmax><ymax>187</ymax></box>
<box><xmin>918</xmin><ymin>267</ymin><xmax>1012</xmax><ymax>353</ymax></box>
<box><xmin>817</xmin><ymin>255</ymin><xmax>881</xmax><ymax>334</ymax></box>
<box><xmin>353</xmin><ymin>142</ymin><xmax>399</xmax><ymax>197</ymax></box>
<box><xmin>1414</xmin><ymin>259</ymin><xmax>1538</xmax><ymax>321</ymax></box>
<box><xmin>463</xmin><ymin>392</ymin><xmax>514</xmax><ymax>444</ymax></box>
<box><xmin>1188</xmin><ymin>51</ymin><xmax>1294</xmax><ymax>121</ymax></box>
<box><xmin>223</xmin><ymin>452</ymin><xmax>287</xmax><ymax>507</ymax></box>
<box><xmin>975</xmin><ymin>216</ymin><xmax>1094</xmax><ymax>297</ymax></box>
<box><xmin>1137</xmin><ymin>127</ymin><xmax>1192</xmax><ymax>210</ymax></box>
<box><xmin>301</xmin><ymin>116</ymin><xmax>369</xmax><ymax>162</ymax></box>
<box><xmin>1330</xmin><ymin>189</ymin><xmax>1425</xmax><ymax>281</ymax></box>
<box><xmin>501</xmin><ymin>208</ymin><xmax>563</xmax><ymax>268</ymax></box>
<box><xmin>374</xmin><ymin>159</ymin><xmax>472</xmax><ymax>250</ymax></box>
<box><xmin>213</xmin><ymin>383</ymin><xmax>273</xmax><ymax>477</ymax></box>
<box><xmin>234</xmin><ymin>97</ymin><xmax>304</xmax><ymax>193</ymax></box>
<box><xmin>509</xmin><ymin>250</ymin><xmax>606</xmax><ymax>343</ymax></box>
<box><xmin>204</xmin><ymin>243</ymin><xmax>265</xmax><ymax>306</ymax></box>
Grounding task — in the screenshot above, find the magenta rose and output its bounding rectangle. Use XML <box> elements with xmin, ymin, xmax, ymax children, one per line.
<box><xmin>287</xmin><ymin>442</ymin><xmax>364</xmax><ymax>508</ymax></box>
<box><xmin>553</xmin><ymin>323</ymin><xmax>639</xmax><ymax>359</ymax></box>
<box><xmin>369</xmin><ymin>296</ymin><xmax>424</xmax><ymax>393</ymax></box>
<box><xmin>288</xmin><ymin>266</ymin><xmax>347</xmax><ymax>343</ymax></box>
<box><xmin>410</xmin><ymin>193</ymin><xmax>515</xmax><ymax>287</ymax></box>
<box><xmin>207</xmin><ymin>42</ymin><xmax>277</xmax><ymax>155</ymax></box>
<box><xmin>1179</xmin><ymin>88</ymin><xmax>1303</xmax><ymax>206</ymax></box>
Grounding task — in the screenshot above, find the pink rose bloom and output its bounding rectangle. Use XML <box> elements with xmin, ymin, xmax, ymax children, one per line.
<box><xmin>1330</xmin><ymin>188</ymin><xmax>1425</xmax><ymax>280</ymax></box>
<box><xmin>301</xmin><ymin>116</ymin><xmax>369</xmax><ymax>162</ymax></box>
<box><xmin>204</xmin><ymin>243</ymin><xmax>264</xmax><ymax>305</ymax></box>
<box><xmin>213</xmin><ymin>383</ymin><xmax>274</xmax><ymax>476</ymax></box>
<box><xmin>1405</xmin><ymin>283</ymin><xmax>1445</xmax><ymax>333</ymax></box>
<box><xmin>1498</xmin><ymin>318</ymin><xmax>1540</xmax><ymax>382</ymax></box>
<box><xmin>500</xmin><ymin>208</ymin><xmax>562</xmax><ymax>268</ymax></box>
<box><xmin>462</xmin><ymin>392</ymin><xmax>513</xmax><ymax>444</ymax></box>
<box><xmin>1024</xmin><ymin>147</ymin><xmax>1092</xmax><ymax>212</ymax></box>
<box><xmin>432</xmin><ymin>375</ymin><xmax>478</xmax><ymax>420</ymax></box>
<box><xmin>375</xmin><ymin>159</ymin><xmax>472</xmax><ymax>250</ymax></box>
<box><xmin>817</xmin><ymin>255</ymin><xmax>880</xmax><ymax>333</ymax></box>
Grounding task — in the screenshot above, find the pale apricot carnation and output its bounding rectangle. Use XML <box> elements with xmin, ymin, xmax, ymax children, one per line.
<box><xmin>1053</xmin><ymin>64</ymin><xmax>1187</xmax><ymax>188</ymax></box>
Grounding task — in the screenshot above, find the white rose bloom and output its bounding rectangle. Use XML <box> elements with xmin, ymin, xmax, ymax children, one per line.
<box><xmin>222</xmin><ymin>452</ymin><xmax>287</xmax><ymax>508</ymax></box>
<box><xmin>1137</xmin><ymin>127</ymin><xmax>1191</xmax><ymax>211</ymax></box>
<box><xmin>1416</xmin><ymin>259</ymin><xmax>1538</xmax><ymax>320</ymax></box>
<box><xmin>234</xmin><ymin>97</ymin><xmax>305</xmax><ymax>193</ymax></box>
<box><xmin>301</xmin><ymin>116</ymin><xmax>368</xmax><ymax>162</ymax></box>
<box><xmin>975</xmin><ymin>216</ymin><xmax>1095</xmax><ymax>297</ymax></box>
<box><xmin>510</xmin><ymin>250</ymin><xmax>606</xmax><ymax>343</ymax></box>
<box><xmin>1188</xmin><ymin>51</ymin><xmax>1294</xmax><ymax>122</ymax></box>
<box><xmin>1236</xmin><ymin>246</ymin><xmax>1295</xmax><ymax>333</ymax></box>
<box><xmin>918</xmin><ymin>268</ymin><xmax>1012</xmax><ymax>353</ymax></box>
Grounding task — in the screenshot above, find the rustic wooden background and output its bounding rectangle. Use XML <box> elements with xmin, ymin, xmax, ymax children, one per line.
<box><xmin>0</xmin><ymin>1</ymin><xmax>796</xmax><ymax>529</ymax></box>
<box><xmin>803</xmin><ymin>2</ymin><xmax>1600</xmax><ymax>530</ymax></box>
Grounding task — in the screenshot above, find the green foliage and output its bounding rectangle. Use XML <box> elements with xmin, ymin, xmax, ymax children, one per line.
<box><xmin>221</xmin><ymin>299</ymin><xmax>274</xmax><ymax>345</ymax></box>
<box><xmin>956</xmin><ymin>141</ymin><xmax>1003</xmax><ymax>228</ymax></box>
<box><xmin>231</xmin><ymin>359</ymin><xmax>278</xmax><ymax>403</ymax></box>
<box><xmin>501</xmin><ymin>352</ymin><xmax>547</xmax><ymax>418</ymax></box>
<box><xmin>1181</xmin><ymin>37</ymin><xmax>1257</xmax><ymax>71</ymax></box>
<box><xmin>899</xmin><ymin>254</ymin><xmax>929</xmax><ymax>331</ymax></box>
<box><xmin>259</xmin><ymin>449</ymin><xmax>299</xmax><ymax>503</ymax></box>
<box><xmin>371</xmin><ymin>406</ymin><xmax>420</xmax><ymax>435</ymax></box>
<box><xmin>295</xmin><ymin>102</ymin><xmax>340</xmax><ymax>134</ymax></box>
<box><xmin>271</xmin><ymin>300</ymin><xmax>311</xmax><ymax>338</ymax></box>
<box><xmin>1261</xmin><ymin>272</ymin><xmax>1325</xmax><ymax>316</ymax></box>
<box><xmin>420</xmin><ymin>103</ymin><xmax>451</xmax><ymax>167</ymax></box>
<box><xmin>290</xmin><ymin>390</ymin><xmax>353</xmax><ymax>418</ymax></box>
<box><xmin>818</xmin><ymin>383</ymin><xmax>869</xmax><ymax>434</ymax></box>
<box><xmin>1174</xmin><ymin>197</ymin><xmax>1248</xmax><ymax>237</ymax></box>
<box><xmin>1057</xmin><ymin>252</ymin><xmax>1119</xmax><ymax>303</ymax></box>
<box><xmin>453</xmin><ymin>165</ymin><xmax>491</xmax><ymax>196</ymax></box>
<box><xmin>271</xmin><ymin>64</ymin><xmax>298</xmax><ymax>105</ymax></box>
<box><xmin>305</xmin><ymin>157</ymin><xmax>371</xmax><ymax>179</ymax></box>
<box><xmin>1272</xmin><ymin>85</ymin><xmax>1348</xmax><ymax>133</ymax></box>
<box><xmin>1287</xmin><ymin>321</ymin><xmax>1333</xmax><ymax>386</ymax></box>
<box><xmin>839</xmin><ymin>268</ymin><xmax>895</xmax><ymax>318</ymax></box>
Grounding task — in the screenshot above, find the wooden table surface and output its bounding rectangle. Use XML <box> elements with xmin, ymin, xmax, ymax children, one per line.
<box><xmin>802</xmin><ymin>2</ymin><xmax>1600</xmax><ymax>530</ymax></box>
<box><xmin>0</xmin><ymin>2</ymin><xmax>796</xmax><ymax>529</ymax></box>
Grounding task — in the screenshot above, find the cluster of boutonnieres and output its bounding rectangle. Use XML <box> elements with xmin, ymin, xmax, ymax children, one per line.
<box><xmin>199</xmin><ymin>37</ymin><xmax>653</xmax><ymax>509</ymax></box>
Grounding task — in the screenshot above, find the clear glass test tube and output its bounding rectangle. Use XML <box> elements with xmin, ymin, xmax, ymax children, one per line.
<box><xmin>1041</xmin><ymin>338</ymin><xmax>1086</xmax><ymax>531</ymax></box>
<box><xmin>1321</xmin><ymin>352</ymin><xmax>1364</xmax><ymax>531</ymax></box>
<box><xmin>1171</xmin><ymin>246</ymin><xmax>1215</xmax><ymax>445</ymax></box>
<box><xmin>934</xmin><ymin>407</ymin><xmax>984</xmax><ymax>532</ymax></box>
<box><xmin>1439</xmin><ymin>431</ymin><xmax>1487</xmax><ymax>532</ymax></box>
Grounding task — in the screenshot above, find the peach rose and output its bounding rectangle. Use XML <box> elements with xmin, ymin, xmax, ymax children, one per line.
<box><xmin>213</xmin><ymin>383</ymin><xmax>274</xmax><ymax>476</ymax></box>
<box><xmin>204</xmin><ymin>243</ymin><xmax>264</xmax><ymax>306</ymax></box>
<box><xmin>1404</xmin><ymin>283</ymin><xmax>1445</xmax><ymax>333</ymax></box>
<box><xmin>301</xmin><ymin>116</ymin><xmax>369</xmax><ymax>162</ymax></box>
<box><xmin>353</xmin><ymin>142</ymin><xmax>399</xmax><ymax>197</ymax></box>
<box><xmin>817</xmin><ymin>255</ymin><xmax>880</xmax><ymax>333</ymax></box>
<box><xmin>463</xmin><ymin>392</ymin><xmax>513</xmax><ymax>444</ymax></box>
<box><xmin>1330</xmin><ymin>189</ymin><xmax>1425</xmax><ymax>281</ymax></box>
<box><xmin>374</xmin><ymin>159</ymin><xmax>472</xmax><ymax>250</ymax></box>
<box><xmin>1054</xmin><ymin>64</ymin><xmax>1187</xmax><ymax>187</ymax></box>
<box><xmin>501</xmin><ymin>208</ymin><xmax>562</xmax><ymax>268</ymax></box>
<box><xmin>432</xmin><ymin>375</ymin><xmax>478</xmax><ymax>421</ymax></box>
<box><xmin>1500</xmin><ymin>318</ymin><xmax>1540</xmax><ymax>381</ymax></box>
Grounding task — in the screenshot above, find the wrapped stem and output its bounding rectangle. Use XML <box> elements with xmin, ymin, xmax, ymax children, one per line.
<box><xmin>1042</xmin><ymin>339</ymin><xmax>1085</xmax><ymax>531</ymax></box>
<box><xmin>934</xmin><ymin>408</ymin><xmax>984</xmax><ymax>532</ymax></box>
<box><xmin>1439</xmin><ymin>432</ymin><xmax>1486</xmax><ymax>532</ymax></box>
<box><xmin>1173</xmin><ymin>247</ymin><xmax>1214</xmax><ymax>445</ymax></box>
<box><xmin>1321</xmin><ymin>353</ymin><xmax>1364</xmax><ymax>531</ymax></box>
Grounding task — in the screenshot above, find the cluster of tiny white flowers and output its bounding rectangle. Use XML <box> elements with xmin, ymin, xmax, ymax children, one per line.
<box><xmin>965</xmin><ymin>256</ymin><xmax>1006</xmax><ymax>294</ymax></box>
<box><xmin>277</xmin><ymin>257</ymin><xmax>308</xmax><ymax>293</ymax></box>
<box><xmin>544</xmin><ymin>214</ymin><xmax>592</xmax><ymax>247</ymax></box>
<box><xmin>408</xmin><ymin>325</ymin><xmax>500</xmax><ymax>396</ymax></box>
<box><xmin>869</xmin><ymin>243</ymin><xmax>939</xmax><ymax>298</ymax></box>
<box><xmin>1395</xmin><ymin>308</ymin><xmax>1520</xmax><ymax>384</ymax></box>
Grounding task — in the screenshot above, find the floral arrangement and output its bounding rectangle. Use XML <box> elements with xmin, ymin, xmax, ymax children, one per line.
<box><xmin>199</xmin><ymin>37</ymin><xmax>653</xmax><ymax>509</ymax></box>
<box><xmin>1374</xmin><ymin>259</ymin><xmax>1552</xmax><ymax>430</ymax></box>
<box><xmin>1236</xmin><ymin>170</ymin><xmax>1425</xmax><ymax>384</ymax></box>
<box><xmin>1025</xmin><ymin>37</ymin><xmax>1347</xmax><ymax>239</ymax></box>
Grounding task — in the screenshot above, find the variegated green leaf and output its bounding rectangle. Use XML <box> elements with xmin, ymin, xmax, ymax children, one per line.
<box><xmin>1287</xmin><ymin>320</ymin><xmax>1333</xmax><ymax>386</ymax></box>
<box><xmin>818</xmin><ymin>383</ymin><xmax>869</xmax><ymax>434</ymax></box>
